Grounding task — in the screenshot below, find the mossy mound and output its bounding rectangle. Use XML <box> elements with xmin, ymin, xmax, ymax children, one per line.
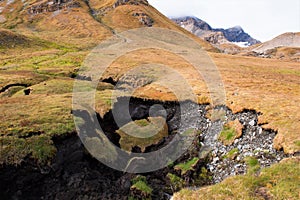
<box><xmin>130</xmin><ymin>175</ymin><xmax>153</xmax><ymax>200</ymax></box>
<box><xmin>219</xmin><ymin>119</ymin><xmax>243</xmax><ymax>145</ymax></box>
<box><xmin>116</xmin><ymin>117</ymin><xmax>168</xmax><ymax>152</ymax></box>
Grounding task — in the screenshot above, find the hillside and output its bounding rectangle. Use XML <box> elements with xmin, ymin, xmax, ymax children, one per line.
<box><xmin>243</xmin><ymin>32</ymin><xmax>300</xmax><ymax>61</ymax></box>
<box><xmin>0</xmin><ymin>0</ymin><xmax>299</xmax><ymax>199</ymax></box>
<box><xmin>252</xmin><ymin>32</ymin><xmax>300</xmax><ymax>53</ymax></box>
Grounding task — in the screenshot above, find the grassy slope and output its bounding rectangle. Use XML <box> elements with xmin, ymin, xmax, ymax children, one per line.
<box><xmin>174</xmin><ymin>157</ymin><xmax>300</xmax><ymax>200</ymax></box>
<box><xmin>0</xmin><ymin>0</ymin><xmax>215</xmax><ymax>165</ymax></box>
<box><xmin>100</xmin><ymin>3</ymin><xmax>216</xmax><ymax>52</ymax></box>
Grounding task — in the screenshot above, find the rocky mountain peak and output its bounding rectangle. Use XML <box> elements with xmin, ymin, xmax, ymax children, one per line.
<box><xmin>172</xmin><ymin>16</ymin><xmax>261</xmax><ymax>47</ymax></box>
<box><xmin>172</xmin><ymin>16</ymin><xmax>212</xmax><ymax>31</ymax></box>
<box><xmin>231</xmin><ymin>25</ymin><xmax>243</xmax><ymax>31</ymax></box>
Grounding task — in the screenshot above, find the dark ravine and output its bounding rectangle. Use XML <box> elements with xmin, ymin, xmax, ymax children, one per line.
<box><xmin>0</xmin><ymin>83</ymin><xmax>29</xmax><ymax>93</ymax></box>
<box><xmin>0</xmin><ymin>97</ymin><xmax>292</xmax><ymax>199</ymax></box>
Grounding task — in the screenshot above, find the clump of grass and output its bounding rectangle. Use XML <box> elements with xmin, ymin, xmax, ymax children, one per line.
<box><xmin>130</xmin><ymin>175</ymin><xmax>153</xmax><ymax>200</ymax></box>
<box><xmin>131</xmin><ymin>175</ymin><xmax>147</xmax><ymax>184</ymax></box>
<box><xmin>195</xmin><ymin>167</ymin><xmax>212</xmax><ymax>185</ymax></box>
<box><xmin>219</xmin><ymin>126</ymin><xmax>236</xmax><ymax>145</ymax></box>
<box><xmin>219</xmin><ymin>119</ymin><xmax>243</xmax><ymax>145</ymax></box>
<box><xmin>244</xmin><ymin>156</ymin><xmax>260</xmax><ymax>175</ymax></box>
<box><xmin>174</xmin><ymin>157</ymin><xmax>200</xmax><ymax>176</ymax></box>
<box><xmin>0</xmin><ymin>135</ymin><xmax>56</xmax><ymax>165</ymax></box>
<box><xmin>167</xmin><ymin>173</ymin><xmax>185</xmax><ymax>192</ymax></box>
<box><xmin>223</xmin><ymin>148</ymin><xmax>239</xmax><ymax>160</ymax></box>
<box><xmin>28</xmin><ymin>135</ymin><xmax>57</xmax><ymax>165</ymax></box>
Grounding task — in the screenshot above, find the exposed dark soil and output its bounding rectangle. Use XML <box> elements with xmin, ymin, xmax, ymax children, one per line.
<box><xmin>0</xmin><ymin>83</ymin><xmax>29</xmax><ymax>93</ymax></box>
<box><xmin>0</xmin><ymin>97</ymin><xmax>291</xmax><ymax>200</ymax></box>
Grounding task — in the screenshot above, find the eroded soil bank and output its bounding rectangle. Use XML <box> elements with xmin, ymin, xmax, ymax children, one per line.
<box><xmin>0</xmin><ymin>97</ymin><xmax>292</xmax><ymax>199</ymax></box>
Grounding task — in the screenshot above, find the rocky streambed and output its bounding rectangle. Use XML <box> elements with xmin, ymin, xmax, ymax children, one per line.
<box><xmin>0</xmin><ymin>97</ymin><xmax>292</xmax><ymax>199</ymax></box>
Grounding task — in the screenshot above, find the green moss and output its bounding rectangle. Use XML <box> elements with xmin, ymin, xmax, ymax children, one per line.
<box><xmin>245</xmin><ymin>157</ymin><xmax>259</xmax><ymax>167</ymax></box>
<box><xmin>0</xmin><ymin>137</ymin><xmax>29</xmax><ymax>165</ymax></box>
<box><xmin>132</xmin><ymin>181</ymin><xmax>153</xmax><ymax>194</ymax></box>
<box><xmin>131</xmin><ymin>175</ymin><xmax>147</xmax><ymax>185</ymax></box>
<box><xmin>219</xmin><ymin>126</ymin><xmax>236</xmax><ymax>145</ymax></box>
<box><xmin>28</xmin><ymin>135</ymin><xmax>57</xmax><ymax>164</ymax></box>
<box><xmin>135</xmin><ymin>119</ymin><xmax>150</xmax><ymax>127</ymax></box>
<box><xmin>117</xmin><ymin>117</ymin><xmax>168</xmax><ymax>152</ymax></box>
<box><xmin>175</xmin><ymin>157</ymin><xmax>200</xmax><ymax>175</ymax></box>
<box><xmin>244</xmin><ymin>156</ymin><xmax>260</xmax><ymax>175</ymax></box>
<box><xmin>130</xmin><ymin>175</ymin><xmax>153</xmax><ymax>199</ymax></box>
<box><xmin>224</xmin><ymin>148</ymin><xmax>239</xmax><ymax>160</ymax></box>
<box><xmin>198</xmin><ymin>167</ymin><xmax>211</xmax><ymax>181</ymax></box>
<box><xmin>0</xmin><ymin>135</ymin><xmax>56</xmax><ymax>165</ymax></box>
<box><xmin>167</xmin><ymin>173</ymin><xmax>185</xmax><ymax>191</ymax></box>
<box><xmin>167</xmin><ymin>160</ymin><xmax>174</xmax><ymax>168</ymax></box>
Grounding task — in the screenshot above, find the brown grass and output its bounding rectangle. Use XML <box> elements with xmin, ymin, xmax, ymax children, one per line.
<box><xmin>209</xmin><ymin>53</ymin><xmax>300</xmax><ymax>153</ymax></box>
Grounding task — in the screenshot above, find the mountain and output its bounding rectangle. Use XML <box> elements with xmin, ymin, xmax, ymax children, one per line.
<box><xmin>242</xmin><ymin>32</ymin><xmax>300</xmax><ymax>61</ymax></box>
<box><xmin>214</xmin><ymin>25</ymin><xmax>260</xmax><ymax>46</ymax></box>
<box><xmin>252</xmin><ymin>32</ymin><xmax>300</xmax><ymax>53</ymax></box>
<box><xmin>0</xmin><ymin>0</ymin><xmax>214</xmax><ymax>50</ymax></box>
<box><xmin>172</xmin><ymin>16</ymin><xmax>260</xmax><ymax>49</ymax></box>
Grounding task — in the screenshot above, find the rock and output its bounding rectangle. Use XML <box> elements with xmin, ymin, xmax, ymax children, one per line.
<box><xmin>28</xmin><ymin>0</ymin><xmax>80</xmax><ymax>15</ymax></box>
<box><xmin>212</xmin><ymin>157</ymin><xmax>219</xmax><ymax>163</ymax></box>
<box><xmin>249</xmin><ymin>119</ymin><xmax>256</xmax><ymax>126</ymax></box>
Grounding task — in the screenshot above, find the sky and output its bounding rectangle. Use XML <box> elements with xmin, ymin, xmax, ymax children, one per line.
<box><xmin>148</xmin><ymin>0</ymin><xmax>300</xmax><ymax>42</ymax></box>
